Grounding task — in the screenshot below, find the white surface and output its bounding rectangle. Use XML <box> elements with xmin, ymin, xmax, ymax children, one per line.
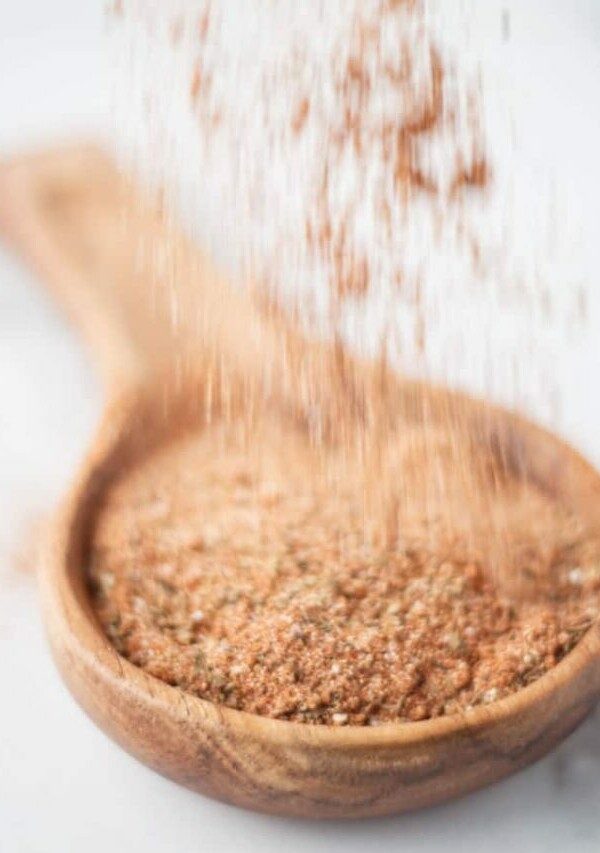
<box><xmin>1</xmin><ymin>3</ymin><xmax>600</xmax><ymax>852</ymax></box>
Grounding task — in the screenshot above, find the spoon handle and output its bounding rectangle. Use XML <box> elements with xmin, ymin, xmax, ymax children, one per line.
<box><xmin>0</xmin><ymin>144</ymin><xmax>284</xmax><ymax>396</ymax></box>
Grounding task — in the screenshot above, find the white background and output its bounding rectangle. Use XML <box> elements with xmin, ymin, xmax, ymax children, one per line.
<box><xmin>1</xmin><ymin>2</ymin><xmax>600</xmax><ymax>851</ymax></box>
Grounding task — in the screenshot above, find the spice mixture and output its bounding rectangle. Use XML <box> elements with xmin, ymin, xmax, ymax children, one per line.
<box><xmin>91</xmin><ymin>415</ymin><xmax>600</xmax><ymax>725</ymax></box>
<box><xmin>99</xmin><ymin>1</ymin><xmax>600</xmax><ymax>725</ymax></box>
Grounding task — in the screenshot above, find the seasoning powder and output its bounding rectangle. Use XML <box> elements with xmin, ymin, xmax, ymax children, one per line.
<box><xmin>91</xmin><ymin>415</ymin><xmax>600</xmax><ymax>726</ymax></box>
<box><xmin>97</xmin><ymin>0</ymin><xmax>600</xmax><ymax>725</ymax></box>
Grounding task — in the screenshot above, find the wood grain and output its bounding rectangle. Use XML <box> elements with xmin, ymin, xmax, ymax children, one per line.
<box><xmin>2</xmin><ymin>145</ymin><xmax>600</xmax><ymax>819</ymax></box>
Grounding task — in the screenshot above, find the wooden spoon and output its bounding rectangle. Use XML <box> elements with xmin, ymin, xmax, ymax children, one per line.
<box><xmin>2</xmin><ymin>145</ymin><xmax>600</xmax><ymax>820</ymax></box>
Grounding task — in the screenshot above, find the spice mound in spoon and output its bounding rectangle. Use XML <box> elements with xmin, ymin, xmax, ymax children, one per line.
<box><xmin>90</xmin><ymin>412</ymin><xmax>600</xmax><ymax>726</ymax></box>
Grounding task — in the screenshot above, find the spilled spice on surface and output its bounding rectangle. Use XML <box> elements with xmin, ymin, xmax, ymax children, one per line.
<box><xmin>90</xmin><ymin>414</ymin><xmax>600</xmax><ymax>726</ymax></box>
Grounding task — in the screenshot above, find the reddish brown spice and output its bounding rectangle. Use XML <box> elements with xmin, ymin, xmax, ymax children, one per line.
<box><xmin>104</xmin><ymin>0</ymin><xmax>591</xmax><ymax>731</ymax></box>
<box><xmin>198</xmin><ymin>9</ymin><xmax>210</xmax><ymax>40</ymax></box>
<box><xmin>291</xmin><ymin>97</ymin><xmax>310</xmax><ymax>135</ymax></box>
<box><xmin>451</xmin><ymin>156</ymin><xmax>491</xmax><ymax>195</ymax></box>
<box><xmin>91</xmin><ymin>417</ymin><xmax>600</xmax><ymax>726</ymax></box>
<box><xmin>181</xmin><ymin>0</ymin><xmax>489</xmax><ymax>317</ymax></box>
<box><xmin>296</xmin><ymin>9</ymin><xmax>489</xmax><ymax>309</ymax></box>
<box><xmin>190</xmin><ymin>64</ymin><xmax>203</xmax><ymax>104</ymax></box>
<box><xmin>169</xmin><ymin>16</ymin><xmax>184</xmax><ymax>47</ymax></box>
